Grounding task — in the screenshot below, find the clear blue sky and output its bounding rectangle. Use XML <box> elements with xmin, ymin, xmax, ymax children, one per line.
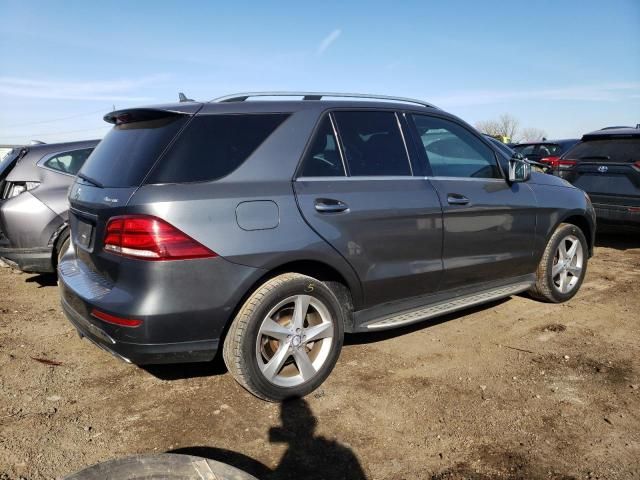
<box><xmin>1</xmin><ymin>0</ymin><xmax>638</xmax><ymax>144</ymax></box>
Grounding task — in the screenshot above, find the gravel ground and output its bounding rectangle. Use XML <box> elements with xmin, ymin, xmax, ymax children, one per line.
<box><xmin>0</xmin><ymin>233</ymin><xmax>639</xmax><ymax>480</ymax></box>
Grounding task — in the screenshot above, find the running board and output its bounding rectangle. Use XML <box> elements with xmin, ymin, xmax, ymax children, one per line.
<box><xmin>365</xmin><ymin>282</ymin><xmax>532</xmax><ymax>330</ymax></box>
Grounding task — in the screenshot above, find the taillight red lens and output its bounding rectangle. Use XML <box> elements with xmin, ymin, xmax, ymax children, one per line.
<box><xmin>540</xmin><ymin>156</ymin><xmax>560</xmax><ymax>168</ymax></box>
<box><xmin>91</xmin><ymin>308</ymin><xmax>142</xmax><ymax>327</ymax></box>
<box><xmin>633</xmin><ymin>161</ymin><xmax>640</xmax><ymax>170</ymax></box>
<box><xmin>104</xmin><ymin>215</ymin><xmax>216</xmax><ymax>261</ymax></box>
<box><xmin>556</xmin><ymin>159</ymin><xmax>577</xmax><ymax>169</ymax></box>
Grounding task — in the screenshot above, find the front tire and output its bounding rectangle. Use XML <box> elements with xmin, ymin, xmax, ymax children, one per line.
<box><xmin>529</xmin><ymin>223</ymin><xmax>588</xmax><ymax>303</ymax></box>
<box><xmin>223</xmin><ymin>273</ymin><xmax>345</xmax><ymax>402</ymax></box>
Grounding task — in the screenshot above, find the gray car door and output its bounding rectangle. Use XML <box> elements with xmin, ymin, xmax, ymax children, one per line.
<box><xmin>294</xmin><ymin>111</ymin><xmax>443</xmax><ymax>308</ymax></box>
<box><xmin>409</xmin><ymin>113</ymin><xmax>537</xmax><ymax>291</ymax></box>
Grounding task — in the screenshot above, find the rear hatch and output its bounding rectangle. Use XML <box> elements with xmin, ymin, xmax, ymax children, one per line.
<box><xmin>562</xmin><ymin>137</ymin><xmax>640</xmax><ymax>207</ymax></box>
<box><xmin>68</xmin><ymin>105</ymin><xmax>200</xmax><ymax>276</ymax></box>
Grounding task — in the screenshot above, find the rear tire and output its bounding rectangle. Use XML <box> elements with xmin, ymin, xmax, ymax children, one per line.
<box><xmin>223</xmin><ymin>273</ymin><xmax>345</xmax><ymax>402</ymax></box>
<box><xmin>55</xmin><ymin>232</ymin><xmax>70</xmax><ymax>267</ymax></box>
<box><xmin>529</xmin><ymin>223</ymin><xmax>588</xmax><ymax>303</ymax></box>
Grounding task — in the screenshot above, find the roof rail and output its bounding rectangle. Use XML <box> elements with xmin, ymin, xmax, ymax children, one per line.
<box><xmin>210</xmin><ymin>92</ymin><xmax>438</xmax><ymax>109</ymax></box>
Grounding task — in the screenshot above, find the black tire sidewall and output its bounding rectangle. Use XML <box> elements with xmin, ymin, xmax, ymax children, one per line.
<box><xmin>544</xmin><ymin>224</ymin><xmax>588</xmax><ymax>302</ymax></box>
<box><xmin>56</xmin><ymin>232</ymin><xmax>71</xmax><ymax>266</ymax></box>
<box><xmin>240</xmin><ymin>276</ymin><xmax>344</xmax><ymax>401</ymax></box>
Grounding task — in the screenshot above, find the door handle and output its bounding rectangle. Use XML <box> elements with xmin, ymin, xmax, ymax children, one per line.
<box><xmin>447</xmin><ymin>194</ymin><xmax>470</xmax><ymax>205</ymax></box>
<box><xmin>314</xmin><ymin>198</ymin><xmax>349</xmax><ymax>213</ymax></box>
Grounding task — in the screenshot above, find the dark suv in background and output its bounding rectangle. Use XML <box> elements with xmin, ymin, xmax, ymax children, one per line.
<box><xmin>58</xmin><ymin>92</ymin><xmax>595</xmax><ymax>401</ymax></box>
<box><xmin>512</xmin><ymin>139</ymin><xmax>579</xmax><ymax>171</ymax></box>
<box><xmin>0</xmin><ymin>140</ymin><xmax>99</xmax><ymax>272</ymax></box>
<box><xmin>560</xmin><ymin>127</ymin><xmax>640</xmax><ymax>228</ymax></box>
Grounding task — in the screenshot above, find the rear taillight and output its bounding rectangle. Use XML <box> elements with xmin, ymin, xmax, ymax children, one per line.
<box><xmin>91</xmin><ymin>308</ymin><xmax>142</xmax><ymax>327</ymax></box>
<box><xmin>554</xmin><ymin>159</ymin><xmax>577</xmax><ymax>170</ymax></box>
<box><xmin>2</xmin><ymin>181</ymin><xmax>40</xmax><ymax>199</ymax></box>
<box><xmin>540</xmin><ymin>156</ymin><xmax>560</xmax><ymax>168</ymax></box>
<box><xmin>633</xmin><ymin>161</ymin><xmax>640</xmax><ymax>171</ymax></box>
<box><xmin>541</xmin><ymin>157</ymin><xmax>576</xmax><ymax>169</ymax></box>
<box><xmin>104</xmin><ymin>215</ymin><xmax>216</xmax><ymax>261</ymax></box>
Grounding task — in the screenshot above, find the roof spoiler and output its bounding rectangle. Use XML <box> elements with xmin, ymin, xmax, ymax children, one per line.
<box><xmin>103</xmin><ymin>108</ymin><xmax>191</xmax><ymax>125</ymax></box>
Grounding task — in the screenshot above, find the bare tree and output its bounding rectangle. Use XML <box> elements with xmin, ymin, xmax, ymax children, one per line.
<box><xmin>475</xmin><ymin>119</ymin><xmax>501</xmax><ymax>137</ymax></box>
<box><xmin>496</xmin><ymin>114</ymin><xmax>520</xmax><ymax>140</ymax></box>
<box><xmin>520</xmin><ymin>127</ymin><xmax>547</xmax><ymax>142</ymax></box>
<box><xmin>475</xmin><ymin>113</ymin><xmax>519</xmax><ymax>140</ymax></box>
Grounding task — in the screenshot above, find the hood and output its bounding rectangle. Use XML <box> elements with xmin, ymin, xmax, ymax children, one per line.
<box><xmin>528</xmin><ymin>171</ymin><xmax>575</xmax><ymax>188</ymax></box>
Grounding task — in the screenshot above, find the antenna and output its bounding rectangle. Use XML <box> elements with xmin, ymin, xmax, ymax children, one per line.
<box><xmin>179</xmin><ymin>92</ymin><xmax>194</xmax><ymax>102</ymax></box>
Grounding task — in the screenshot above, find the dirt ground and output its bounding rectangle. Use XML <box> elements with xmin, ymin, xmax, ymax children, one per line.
<box><xmin>1</xmin><ymin>233</ymin><xmax>639</xmax><ymax>480</ymax></box>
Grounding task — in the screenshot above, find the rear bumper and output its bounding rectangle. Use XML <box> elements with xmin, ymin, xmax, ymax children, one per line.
<box><xmin>58</xmin><ymin>253</ymin><xmax>265</xmax><ymax>365</ymax></box>
<box><xmin>0</xmin><ymin>245</ymin><xmax>54</xmax><ymax>272</ymax></box>
<box><xmin>593</xmin><ymin>203</ymin><xmax>640</xmax><ymax>226</ymax></box>
<box><xmin>61</xmin><ymin>293</ymin><xmax>218</xmax><ymax>364</ymax></box>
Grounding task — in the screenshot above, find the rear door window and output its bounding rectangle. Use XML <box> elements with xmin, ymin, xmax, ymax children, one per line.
<box><xmin>148</xmin><ymin>113</ymin><xmax>289</xmax><ymax>184</ymax></box>
<box><xmin>79</xmin><ymin>115</ymin><xmax>188</xmax><ymax>187</ymax></box>
<box><xmin>42</xmin><ymin>148</ymin><xmax>94</xmax><ymax>175</ymax></box>
<box><xmin>298</xmin><ymin>116</ymin><xmax>345</xmax><ymax>177</ymax></box>
<box><xmin>332</xmin><ymin>111</ymin><xmax>411</xmax><ymax>176</ymax></box>
<box><xmin>412</xmin><ymin>115</ymin><xmax>502</xmax><ymax>179</ymax></box>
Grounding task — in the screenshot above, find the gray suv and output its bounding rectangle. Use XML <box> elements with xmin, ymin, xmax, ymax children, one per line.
<box><xmin>0</xmin><ymin>140</ymin><xmax>98</xmax><ymax>272</ymax></box>
<box><xmin>58</xmin><ymin>93</ymin><xmax>595</xmax><ymax>401</ymax></box>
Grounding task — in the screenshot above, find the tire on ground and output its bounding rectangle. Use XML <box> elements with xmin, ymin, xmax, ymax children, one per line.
<box><xmin>529</xmin><ymin>222</ymin><xmax>588</xmax><ymax>303</ymax></box>
<box><xmin>223</xmin><ymin>273</ymin><xmax>345</xmax><ymax>402</ymax></box>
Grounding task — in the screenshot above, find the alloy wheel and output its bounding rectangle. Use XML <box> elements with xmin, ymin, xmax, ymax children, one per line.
<box><xmin>256</xmin><ymin>295</ymin><xmax>335</xmax><ymax>387</ymax></box>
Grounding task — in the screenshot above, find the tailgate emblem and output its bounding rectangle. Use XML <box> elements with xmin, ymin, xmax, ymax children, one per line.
<box><xmin>597</xmin><ymin>165</ymin><xmax>608</xmax><ymax>173</ymax></box>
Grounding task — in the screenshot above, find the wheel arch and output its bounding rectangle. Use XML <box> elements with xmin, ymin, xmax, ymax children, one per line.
<box><xmin>557</xmin><ymin>213</ymin><xmax>594</xmax><ymax>257</ymax></box>
<box><xmin>219</xmin><ymin>258</ymin><xmax>360</xmax><ymax>350</ymax></box>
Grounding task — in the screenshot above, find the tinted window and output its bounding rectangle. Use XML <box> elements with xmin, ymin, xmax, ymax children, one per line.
<box><xmin>149</xmin><ymin>114</ymin><xmax>288</xmax><ymax>184</ymax></box>
<box><xmin>299</xmin><ymin>116</ymin><xmax>345</xmax><ymax>177</ymax></box>
<box><xmin>43</xmin><ymin>148</ymin><xmax>93</xmax><ymax>175</ymax></box>
<box><xmin>79</xmin><ymin>115</ymin><xmax>188</xmax><ymax>187</ymax></box>
<box><xmin>412</xmin><ymin>115</ymin><xmax>501</xmax><ymax>179</ymax></box>
<box><xmin>513</xmin><ymin>144</ymin><xmax>536</xmax><ymax>156</ymax></box>
<box><xmin>563</xmin><ymin>138</ymin><xmax>640</xmax><ymax>163</ymax></box>
<box><xmin>333</xmin><ymin>111</ymin><xmax>411</xmax><ymax>176</ymax></box>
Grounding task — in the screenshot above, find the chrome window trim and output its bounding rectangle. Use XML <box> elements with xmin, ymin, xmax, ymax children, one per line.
<box><xmin>427</xmin><ymin>176</ymin><xmax>507</xmax><ymax>183</ymax></box>
<box><xmin>296</xmin><ymin>175</ymin><xmax>427</xmax><ymax>182</ymax></box>
<box><xmin>296</xmin><ymin>175</ymin><xmax>506</xmax><ymax>182</ymax></box>
<box><xmin>328</xmin><ymin>113</ymin><xmax>348</xmax><ymax>177</ymax></box>
<box><xmin>36</xmin><ymin>147</ymin><xmax>93</xmax><ymax>177</ymax></box>
<box><xmin>394</xmin><ymin>112</ymin><xmax>414</xmax><ymax>176</ymax></box>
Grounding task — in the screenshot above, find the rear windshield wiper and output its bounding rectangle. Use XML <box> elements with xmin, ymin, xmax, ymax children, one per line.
<box><xmin>77</xmin><ymin>172</ymin><xmax>104</xmax><ymax>188</ymax></box>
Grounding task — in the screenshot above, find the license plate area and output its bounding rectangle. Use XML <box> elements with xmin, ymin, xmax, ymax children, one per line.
<box><xmin>74</xmin><ymin>216</ymin><xmax>95</xmax><ymax>250</ymax></box>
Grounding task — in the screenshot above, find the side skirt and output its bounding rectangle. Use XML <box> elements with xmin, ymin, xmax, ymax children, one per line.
<box><xmin>353</xmin><ymin>275</ymin><xmax>535</xmax><ymax>332</ymax></box>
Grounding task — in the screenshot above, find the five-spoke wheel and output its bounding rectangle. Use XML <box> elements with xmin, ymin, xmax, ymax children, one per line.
<box><xmin>530</xmin><ymin>223</ymin><xmax>588</xmax><ymax>303</ymax></box>
<box><xmin>223</xmin><ymin>273</ymin><xmax>344</xmax><ymax>401</ymax></box>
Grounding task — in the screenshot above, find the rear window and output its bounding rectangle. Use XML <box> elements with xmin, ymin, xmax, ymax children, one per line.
<box><xmin>79</xmin><ymin>115</ymin><xmax>188</xmax><ymax>187</ymax></box>
<box><xmin>148</xmin><ymin>113</ymin><xmax>289</xmax><ymax>184</ymax></box>
<box><xmin>564</xmin><ymin>138</ymin><xmax>640</xmax><ymax>163</ymax></box>
<box><xmin>42</xmin><ymin>148</ymin><xmax>93</xmax><ymax>175</ymax></box>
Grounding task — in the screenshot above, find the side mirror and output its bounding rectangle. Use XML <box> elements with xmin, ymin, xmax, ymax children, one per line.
<box><xmin>508</xmin><ymin>154</ymin><xmax>531</xmax><ymax>183</ymax></box>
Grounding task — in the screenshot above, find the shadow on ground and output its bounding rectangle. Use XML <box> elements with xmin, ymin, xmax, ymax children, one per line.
<box><xmin>25</xmin><ymin>273</ymin><xmax>57</xmax><ymax>287</ymax></box>
<box><xmin>169</xmin><ymin>398</ymin><xmax>367</xmax><ymax>480</ymax></box>
<box><xmin>595</xmin><ymin>229</ymin><xmax>640</xmax><ymax>250</ymax></box>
